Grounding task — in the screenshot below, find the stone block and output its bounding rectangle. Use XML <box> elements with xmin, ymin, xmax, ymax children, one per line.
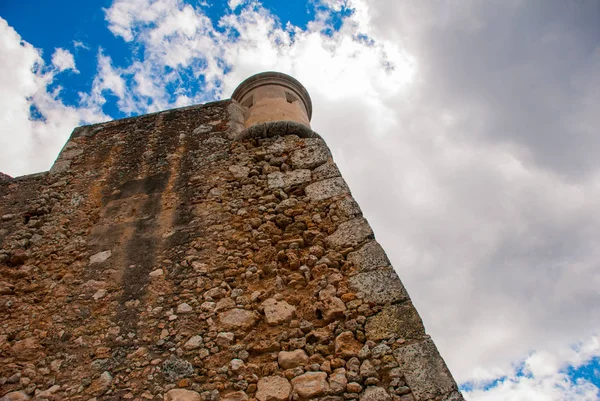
<box><xmin>262</xmin><ymin>298</ymin><xmax>296</xmax><ymax>324</ymax></box>
<box><xmin>312</xmin><ymin>162</ymin><xmax>340</xmax><ymax>180</ymax></box>
<box><xmin>336</xmin><ymin>196</ymin><xmax>362</xmax><ymax>219</ymax></box>
<box><xmin>229</xmin><ymin>165</ymin><xmax>250</xmax><ymax>178</ymax></box>
<box><xmin>221</xmin><ymin>391</ymin><xmax>249</xmax><ymax>401</ymax></box>
<box><xmin>256</xmin><ymin>376</ymin><xmax>292</xmax><ymax>401</ymax></box>
<box><xmin>290</xmin><ymin>144</ymin><xmax>330</xmax><ymax>169</ymax></box>
<box><xmin>291</xmin><ymin>371</ymin><xmax>329</xmax><ymax>398</ymax></box>
<box><xmin>442</xmin><ymin>392</ymin><xmax>465</xmax><ymax>401</ymax></box>
<box><xmin>347</xmin><ymin>241</ymin><xmax>390</xmax><ymax>272</ymax></box>
<box><xmin>268</xmin><ymin>170</ymin><xmax>311</xmax><ymax>188</ymax></box>
<box><xmin>164</xmin><ymin>389</ymin><xmax>202</xmax><ymax>401</ymax></box>
<box><xmin>326</xmin><ymin>218</ymin><xmax>373</xmax><ymax>248</ymax></box>
<box><xmin>89</xmin><ymin>250</ymin><xmax>112</xmax><ymax>265</ymax></box>
<box><xmin>365</xmin><ymin>303</ymin><xmax>425</xmax><ymax>341</ymax></box>
<box><xmin>393</xmin><ymin>339</ymin><xmax>459</xmax><ymax>401</ymax></box>
<box><xmin>305</xmin><ymin>177</ymin><xmax>349</xmax><ymax>201</ymax></box>
<box><xmin>219</xmin><ymin>308</ymin><xmax>258</xmax><ymax>330</ymax></box>
<box><xmin>359</xmin><ymin>386</ymin><xmax>391</xmax><ymax>401</ymax></box>
<box><xmin>278</xmin><ymin>349</ymin><xmax>309</xmax><ymax>369</ymax></box>
<box><xmin>349</xmin><ymin>269</ymin><xmax>408</xmax><ymax>305</ymax></box>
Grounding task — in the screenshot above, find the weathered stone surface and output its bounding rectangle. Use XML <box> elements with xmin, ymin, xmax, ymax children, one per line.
<box><xmin>256</xmin><ymin>376</ymin><xmax>292</xmax><ymax>401</ymax></box>
<box><xmin>365</xmin><ymin>303</ymin><xmax>425</xmax><ymax>341</ymax></box>
<box><xmin>164</xmin><ymin>389</ymin><xmax>202</xmax><ymax>401</ymax></box>
<box><xmin>262</xmin><ymin>298</ymin><xmax>296</xmax><ymax>324</ymax></box>
<box><xmin>393</xmin><ymin>340</ymin><xmax>459</xmax><ymax>401</ymax></box>
<box><xmin>329</xmin><ymin>369</ymin><xmax>347</xmax><ymax>394</ymax></box>
<box><xmin>278</xmin><ymin>349</ymin><xmax>309</xmax><ymax>369</ymax></box>
<box><xmin>0</xmin><ymin>83</ymin><xmax>461</xmax><ymax>400</ymax></box>
<box><xmin>0</xmin><ymin>391</ymin><xmax>30</xmax><ymax>401</ymax></box>
<box><xmin>347</xmin><ymin>241</ymin><xmax>390</xmax><ymax>272</ymax></box>
<box><xmin>0</xmin><ymin>172</ymin><xmax>12</xmax><ymax>183</ymax></box>
<box><xmin>162</xmin><ymin>356</ymin><xmax>194</xmax><ymax>381</ymax></box>
<box><xmin>0</xmin><ymin>281</ymin><xmax>15</xmax><ymax>295</ymax></box>
<box><xmin>321</xmin><ymin>296</ymin><xmax>347</xmax><ymax>321</ymax></box>
<box><xmin>312</xmin><ymin>162</ymin><xmax>340</xmax><ymax>180</ymax></box>
<box><xmin>442</xmin><ymin>392</ymin><xmax>466</xmax><ymax>401</ymax></box>
<box><xmin>326</xmin><ymin>218</ymin><xmax>373</xmax><ymax>248</ymax></box>
<box><xmin>267</xmin><ymin>170</ymin><xmax>311</xmax><ymax>188</ymax></box>
<box><xmin>305</xmin><ymin>177</ymin><xmax>349</xmax><ymax>201</ymax></box>
<box><xmin>229</xmin><ymin>165</ymin><xmax>250</xmax><ymax>179</ymax></box>
<box><xmin>360</xmin><ymin>359</ymin><xmax>378</xmax><ymax>379</ymax></box>
<box><xmin>347</xmin><ymin>382</ymin><xmax>362</xmax><ymax>393</ymax></box>
<box><xmin>193</xmin><ymin>124</ymin><xmax>213</xmax><ymax>135</ymax></box>
<box><xmin>336</xmin><ymin>196</ymin><xmax>361</xmax><ymax>219</ymax></box>
<box><xmin>360</xmin><ymin>386</ymin><xmax>391</xmax><ymax>401</ymax></box>
<box><xmin>177</xmin><ymin>302</ymin><xmax>193</xmax><ymax>313</ymax></box>
<box><xmin>183</xmin><ymin>335</ymin><xmax>203</xmax><ymax>350</ymax></box>
<box><xmin>89</xmin><ymin>250</ymin><xmax>111</xmax><ymax>264</ymax></box>
<box><xmin>10</xmin><ymin>337</ymin><xmax>42</xmax><ymax>360</ymax></box>
<box><xmin>349</xmin><ymin>270</ymin><xmax>408</xmax><ymax>305</ymax></box>
<box><xmin>88</xmin><ymin>371</ymin><xmax>112</xmax><ymax>396</ymax></box>
<box><xmin>291</xmin><ymin>371</ymin><xmax>329</xmax><ymax>398</ymax></box>
<box><xmin>334</xmin><ymin>331</ymin><xmax>363</xmax><ymax>358</ymax></box>
<box><xmin>221</xmin><ymin>391</ymin><xmax>249</xmax><ymax>401</ymax></box>
<box><xmin>219</xmin><ymin>308</ymin><xmax>258</xmax><ymax>329</ymax></box>
<box><xmin>290</xmin><ymin>144</ymin><xmax>330</xmax><ymax>169</ymax></box>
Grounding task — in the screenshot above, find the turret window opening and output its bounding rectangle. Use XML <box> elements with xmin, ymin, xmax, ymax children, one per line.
<box><xmin>285</xmin><ymin>91</ymin><xmax>297</xmax><ymax>104</ymax></box>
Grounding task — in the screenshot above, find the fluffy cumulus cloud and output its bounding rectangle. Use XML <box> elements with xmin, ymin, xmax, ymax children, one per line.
<box><xmin>0</xmin><ymin>18</ymin><xmax>106</xmax><ymax>177</ymax></box>
<box><xmin>1</xmin><ymin>1</ymin><xmax>599</xmax><ymax>399</ymax></box>
<box><xmin>465</xmin><ymin>336</ymin><xmax>600</xmax><ymax>400</ymax></box>
<box><xmin>51</xmin><ymin>48</ymin><xmax>78</xmax><ymax>73</ymax></box>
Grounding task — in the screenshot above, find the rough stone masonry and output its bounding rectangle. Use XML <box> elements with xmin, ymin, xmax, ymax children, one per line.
<box><xmin>0</xmin><ymin>72</ymin><xmax>464</xmax><ymax>401</ymax></box>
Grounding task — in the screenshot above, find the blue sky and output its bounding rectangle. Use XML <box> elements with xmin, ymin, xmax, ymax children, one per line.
<box><xmin>0</xmin><ymin>0</ymin><xmax>350</xmax><ymax>119</ymax></box>
<box><xmin>1</xmin><ymin>1</ymin><xmax>600</xmax><ymax>400</ymax></box>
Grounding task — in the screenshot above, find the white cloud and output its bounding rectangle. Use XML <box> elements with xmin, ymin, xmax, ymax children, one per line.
<box><xmin>464</xmin><ymin>337</ymin><xmax>600</xmax><ymax>401</ymax></box>
<box><xmin>228</xmin><ymin>0</ymin><xmax>245</xmax><ymax>10</ymax></box>
<box><xmin>0</xmin><ymin>17</ymin><xmax>107</xmax><ymax>176</ymax></box>
<box><xmin>51</xmin><ymin>47</ymin><xmax>78</xmax><ymax>73</ymax></box>
<box><xmin>73</xmin><ymin>40</ymin><xmax>89</xmax><ymax>50</ymax></box>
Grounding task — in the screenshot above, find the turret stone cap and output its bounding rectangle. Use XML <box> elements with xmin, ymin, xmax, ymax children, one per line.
<box><xmin>232</xmin><ymin>71</ymin><xmax>313</xmax><ymax>121</ymax></box>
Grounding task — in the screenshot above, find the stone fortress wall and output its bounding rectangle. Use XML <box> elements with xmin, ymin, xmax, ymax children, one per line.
<box><xmin>0</xmin><ymin>73</ymin><xmax>463</xmax><ymax>401</ymax></box>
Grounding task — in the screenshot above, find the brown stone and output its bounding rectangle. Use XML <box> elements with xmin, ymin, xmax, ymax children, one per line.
<box><xmin>328</xmin><ymin>369</ymin><xmax>347</xmax><ymax>394</ymax></box>
<box><xmin>10</xmin><ymin>337</ymin><xmax>42</xmax><ymax>360</ymax></box>
<box><xmin>360</xmin><ymin>387</ymin><xmax>391</xmax><ymax>401</ymax></box>
<box><xmin>164</xmin><ymin>389</ymin><xmax>202</xmax><ymax>401</ymax></box>
<box><xmin>334</xmin><ymin>331</ymin><xmax>363</xmax><ymax>358</ymax></box>
<box><xmin>255</xmin><ymin>376</ymin><xmax>292</xmax><ymax>401</ymax></box>
<box><xmin>262</xmin><ymin>298</ymin><xmax>296</xmax><ymax>324</ymax></box>
<box><xmin>321</xmin><ymin>296</ymin><xmax>347</xmax><ymax>321</ymax></box>
<box><xmin>0</xmin><ymin>281</ymin><xmax>15</xmax><ymax>295</ymax></box>
<box><xmin>291</xmin><ymin>372</ymin><xmax>329</xmax><ymax>398</ymax></box>
<box><xmin>221</xmin><ymin>391</ymin><xmax>249</xmax><ymax>401</ymax></box>
<box><xmin>219</xmin><ymin>308</ymin><xmax>258</xmax><ymax>330</ymax></box>
<box><xmin>88</xmin><ymin>371</ymin><xmax>112</xmax><ymax>396</ymax></box>
<box><xmin>0</xmin><ymin>391</ymin><xmax>30</xmax><ymax>401</ymax></box>
<box><xmin>278</xmin><ymin>349</ymin><xmax>309</xmax><ymax>369</ymax></box>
